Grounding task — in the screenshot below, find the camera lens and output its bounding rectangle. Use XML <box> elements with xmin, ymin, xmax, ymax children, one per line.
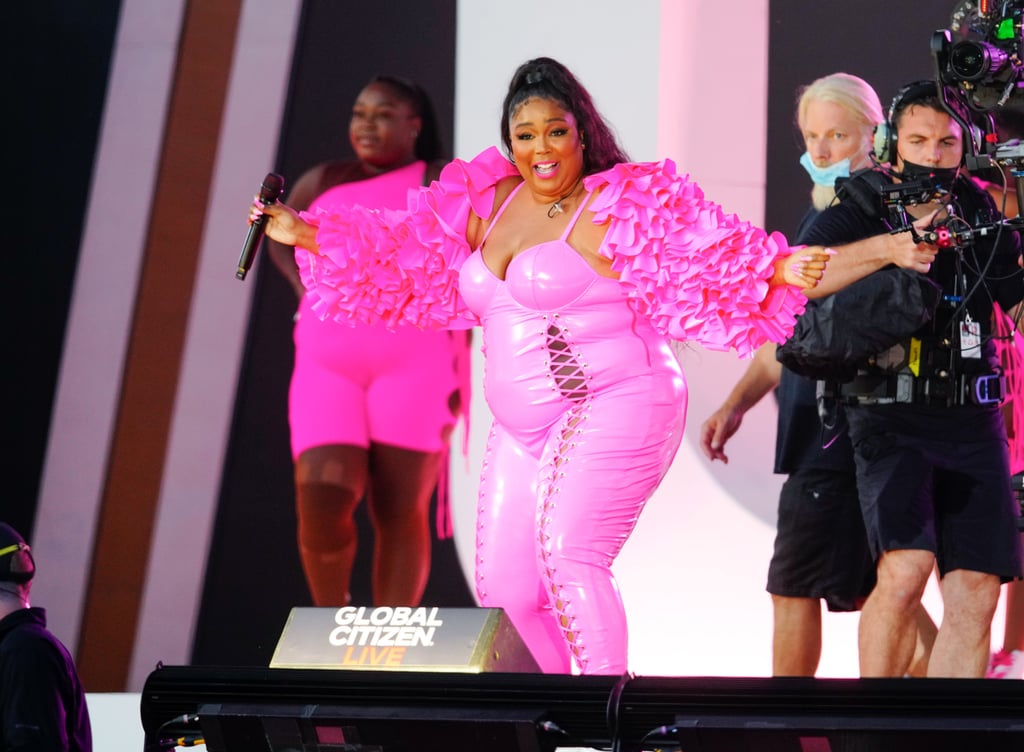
<box><xmin>949</xmin><ymin>40</ymin><xmax>1009</xmax><ymax>82</ymax></box>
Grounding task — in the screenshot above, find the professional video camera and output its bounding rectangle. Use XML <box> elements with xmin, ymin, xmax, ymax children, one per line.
<box><xmin>934</xmin><ymin>1</ymin><xmax>1024</xmax><ymax>114</ymax></box>
<box><xmin>933</xmin><ymin>1</ymin><xmax>1024</xmax><ymax>171</ymax></box>
<box><xmin>839</xmin><ymin>3</ymin><xmax>1024</xmax><ymax>246</ymax></box>
<box><xmin>925</xmin><ymin>1</ymin><xmax>1024</xmax><ymax>244</ymax></box>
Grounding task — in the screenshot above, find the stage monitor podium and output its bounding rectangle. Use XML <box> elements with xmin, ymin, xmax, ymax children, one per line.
<box><xmin>269</xmin><ymin>606</ymin><xmax>540</xmax><ymax>673</ymax></box>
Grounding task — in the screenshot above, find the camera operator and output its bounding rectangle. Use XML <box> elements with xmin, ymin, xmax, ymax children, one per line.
<box><xmin>700</xmin><ymin>73</ymin><xmax>937</xmax><ymax>677</ymax></box>
<box><xmin>799</xmin><ymin>80</ymin><xmax>1024</xmax><ymax>678</ymax></box>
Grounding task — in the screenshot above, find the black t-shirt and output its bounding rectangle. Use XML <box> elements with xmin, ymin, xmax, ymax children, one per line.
<box><xmin>801</xmin><ymin>171</ymin><xmax>1024</xmax><ymax>439</ymax></box>
<box><xmin>773</xmin><ymin>207</ymin><xmax>856</xmax><ymax>474</ymax></box>
<box><xmin>773</xmin><ymin>366</ymin><xmax>854</xmax><ymax>473</ymax></box>
<box><xmin>793</xmin><ymin>205</ymin><xmax>822</xmax><ymax>242</ymax></box>
<box><xmin>0</xmin><ymin>607</ymin><xmax>92</xmax><ymax>752</ymax></box>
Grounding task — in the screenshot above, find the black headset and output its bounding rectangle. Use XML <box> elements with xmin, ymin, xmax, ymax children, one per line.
<box><xmin>873</xmin><ymin>79</ymin><xmax>979</xmax><ymax>164</ymax></box>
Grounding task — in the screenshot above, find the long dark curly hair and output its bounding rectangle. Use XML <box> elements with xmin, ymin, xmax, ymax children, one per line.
<box><xmin>500</xmin><ymin>57</ymin><xmax>630</xmax><ymax>174</ymax></box>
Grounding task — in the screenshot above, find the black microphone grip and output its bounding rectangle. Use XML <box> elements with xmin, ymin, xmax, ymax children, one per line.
<box><xmin>236</xmin><ymin>172</ymin><xmax>285</xmax><ymax>281</ymax></box>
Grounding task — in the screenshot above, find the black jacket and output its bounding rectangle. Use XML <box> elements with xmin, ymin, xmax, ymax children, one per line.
<box><xmin>0</xmin><ymin>607</ymin><xmax>92</xmax><ymax>752</ymax></box>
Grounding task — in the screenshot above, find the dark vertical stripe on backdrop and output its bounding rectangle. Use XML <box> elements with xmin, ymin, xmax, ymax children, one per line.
<box><xmin>192</xmin><ymin>0</ymin><xmax>470</xmax><ymax>668</ymax></box>
<box><xmin>76</xmin><ymin>0</ymin><xmax>244</xmax><ymax>691</ymax></box>
<box><xmin>5</xmin><ymin>2</ymin><xmax>120</xmax><ymax>542</ymax></box>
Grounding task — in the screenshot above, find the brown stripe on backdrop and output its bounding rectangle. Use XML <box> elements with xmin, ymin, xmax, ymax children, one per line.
<box><xmin>76</xmin><ymin>0</ymin><xmax>243</xmax><ymax>691</ymax></box>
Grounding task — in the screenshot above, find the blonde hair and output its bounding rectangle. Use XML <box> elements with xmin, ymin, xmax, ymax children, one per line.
<box><xmin>796</xmin><ymin>72</ymin><xmax>883</xmax><ymax>134</ymax></box>
<box><xmin>797</xmin><ymin>73</ymin><xmax>883</xmax><ymax>210</ymax></box>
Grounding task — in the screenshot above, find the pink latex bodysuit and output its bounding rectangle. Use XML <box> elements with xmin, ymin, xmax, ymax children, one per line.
<box><xmin>459</xmin><ymin>184</ymin><xmax>685</xmax><ymax>673</ymax></box>
<box><xmin>297</xmin><ymin>147</ymin><xmax>806</xmax><ymax>674</ymax></box>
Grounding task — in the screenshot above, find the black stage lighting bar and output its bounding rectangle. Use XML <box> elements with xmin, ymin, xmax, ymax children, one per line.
<box><xmin>140</xmin><ymin>665</ymin><xmax>1024</xmax><ymax>751</ymax></box>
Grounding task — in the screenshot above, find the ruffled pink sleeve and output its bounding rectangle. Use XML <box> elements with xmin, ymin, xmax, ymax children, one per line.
<box><xmin>296</xmin><ymin>147</ymin><xmax>519</xmax><ymax>329</ymax></box>
<box><xmin>585</xmin><ymin>160</ymin><xmax>807</xmax><ymax>358</ymax></box>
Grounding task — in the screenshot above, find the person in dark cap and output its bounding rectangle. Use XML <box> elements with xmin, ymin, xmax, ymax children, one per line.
<box><xmin>0</xmin><ymin>522</ymin><xmax>92</xmax><ymax>751</ymax></box>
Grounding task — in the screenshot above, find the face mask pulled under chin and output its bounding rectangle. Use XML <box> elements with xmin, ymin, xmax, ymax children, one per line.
<box><xmin>799</xmin><ymin>152</ymin><xmax>851</xmax><ymax>187</ymax></box>
<box><xmin>898</xmin><ymin>160</ymin><xmax>960</xmax><ymax>188</ymax></box>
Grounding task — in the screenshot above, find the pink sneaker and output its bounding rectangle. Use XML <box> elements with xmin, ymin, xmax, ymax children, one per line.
<box><xmin>986</xmin><ymin>649</ymin><xmax>1024</xmax><ymax>679</ymax></box>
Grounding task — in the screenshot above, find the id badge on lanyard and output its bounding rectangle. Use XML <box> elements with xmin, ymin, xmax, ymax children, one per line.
<box><xmin>960</xmin><ymin>313</ymin><xmax>982</xmax><ymax>359</ymax></box>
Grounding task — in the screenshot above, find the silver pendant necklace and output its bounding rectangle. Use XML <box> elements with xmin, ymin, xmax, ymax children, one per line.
<box><xmin>547</xmin><ymin>175</ymin><xmax>584</xmax><ymax>218</ymax></box>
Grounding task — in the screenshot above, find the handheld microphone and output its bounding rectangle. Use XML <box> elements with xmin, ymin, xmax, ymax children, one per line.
<box><xmin>236</xmin><ymin>172</ymin><xmax>285</xmax><ymax>281</ymax></box>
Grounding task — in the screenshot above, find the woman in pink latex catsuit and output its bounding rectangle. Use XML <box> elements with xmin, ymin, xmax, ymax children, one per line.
<box><xmin>266</xmin><ymin>76</ymin><xmax>469</xmax><ymax>608</ymax></box>
<box><xmin>252</xmin><ymin>57</ymin><xmax>830</xmax><ymax>674</ymax></box>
